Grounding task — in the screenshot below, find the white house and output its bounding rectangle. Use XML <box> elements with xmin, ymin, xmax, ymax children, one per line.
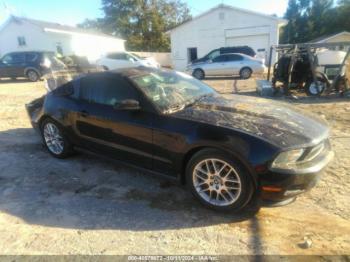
<box><xmin>168</xmin><ymin>4</ymin><xmax>287</xmax><ymax>71</ymax></box>
<box><xmin>0</xmin><ymin>16</ymin><xmax>125</xmax><ymax>61</ymax></box>
<box><xmin>310</xmin><ymin>31</ymin><xmax>350</xmax><ymax>51</ymax></box>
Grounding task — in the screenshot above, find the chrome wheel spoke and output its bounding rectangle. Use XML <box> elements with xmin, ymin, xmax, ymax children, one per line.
<box><xmin>211</xmin><ymin>160</ymin><xmax>218</xmax><ymax>173</ymax></box>
<box><xmin>43</xmin><ymin>123</ymin><xmax>64</xmax><ymax>155</ymax></box>
<box><xmin>192</xmin><ymin>158</ymin><xmax>242</xmax><ymax>207</ymax></box>
<box><xmin>225</xmin><ymin>178</ymin><xmax>240</xmax><ymax>184</ymax></box>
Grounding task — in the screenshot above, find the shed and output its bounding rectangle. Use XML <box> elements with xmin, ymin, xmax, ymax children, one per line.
<box><xmin>168</xmin><ymin>4</ymin><xmax>287</xmax><ymax>71</ymax></box>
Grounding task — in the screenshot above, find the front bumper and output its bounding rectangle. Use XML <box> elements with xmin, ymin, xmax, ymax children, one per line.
<box><xmin>259</xmin><ymin>150</ymin><xmax>334</xmax><ymax>204</ymax></box>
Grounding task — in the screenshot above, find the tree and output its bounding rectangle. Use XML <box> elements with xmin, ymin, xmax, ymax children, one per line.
<box><xmin>280</xmin><ymin>0</ymin><xmax>350</xmax><ymax>44</ymax></box>
<box><xmin>79</xmin><ymin>0</ymin><xmax>191</xmax><ymax>52</ymax></box>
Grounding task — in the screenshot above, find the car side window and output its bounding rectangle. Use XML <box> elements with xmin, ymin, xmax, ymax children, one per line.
<box><xmin>8</xmin><ymin>53</ymin><xmax>25</xmax><ymax>64</ymax></box>
<box><xmin>208</xmin><ymin>50</ymin><xmax>220</xmax><ymax>60</ymax></box>
<box><xmin>80</xmin><ymin>75</ymin><xmax>139</xmax><ymax>106</ymax></box>
<box><xmin>25</xmin><ymin>53</ymin><xmax>38</xmax><ymax>62</ymax></box>
<box><xmin>212</xmin><ymin>55</ymin><xmax>227</xmax><ymax>63</ymax></box>
<box><xmin>107</xmin><ymin>53</ymin><xmax>127</xmax><ymax>60</ymax></box>
<box><xmin>226</xmin><ymin>54</ymin><xmax>243</xmax><ymax>62</ymax></box>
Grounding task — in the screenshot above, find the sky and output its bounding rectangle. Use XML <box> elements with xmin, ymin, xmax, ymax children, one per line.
<box><xmin>0</xmin><ymin>0</ymin><xmax>288</xmax><ymax>26</ymax></box>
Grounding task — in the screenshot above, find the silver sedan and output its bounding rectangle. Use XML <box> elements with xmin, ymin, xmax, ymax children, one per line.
<box><xmin>186</xmin><ymin>53</ymin><xmax>266</xmax><ymax>80</ymax></box>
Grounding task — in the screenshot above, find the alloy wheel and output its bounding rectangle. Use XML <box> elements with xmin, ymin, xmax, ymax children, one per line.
<box><xmin>193</xmin><ymin>70</ymin><xmax>204</xmax><ymax>80</ymax></box>
<box><xmin>309</xmin><ymin>81</ymin><xmax>325</xmax><ymax>95</ymax></box>
<box><xmin>27</xmin><ymin>71</ymin><xmax>39</xmax><ymax>81</ymax></box>
<box><xmin>43</xmin><ymin>123</ymin><xmax>64</xmax><ymax>155</ymax></box>
<box><xmin>192</xmin><ymin>158</ymin><xmax>242</xmax><ymax>207</ymax></box>
<box><xmin>240</xmin><ymin>68</ymin><xmax>252</xmax><ymax>79</ymax></box>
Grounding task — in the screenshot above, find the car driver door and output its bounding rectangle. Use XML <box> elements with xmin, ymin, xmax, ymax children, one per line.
<box><xmin>74</xmin><ymin>74</ymin><xmax>154</xmax><ymax>169</ymax></box>
<box><xmin>204</xmin><ymin>55</ymin><xmax>228</xmax><ymax>76</ymax></box>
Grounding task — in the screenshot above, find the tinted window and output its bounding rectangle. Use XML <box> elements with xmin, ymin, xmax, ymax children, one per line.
<box><xmin>212</xmin><ymin>55</ymin><xmax>227</xmax><ymax>63</ymax></box>
<box><xmin>107</xmin><ymin>53</ymin><xmax>127</xmax><ymax>60</ymax></box>
<box><xmin>208</xmin><ymin>50</ymin><xmax>220</xmax><ymax>60</ymax></box>
<box><xmin>80</xmin><ymin>75</ymin><xmax>139</xmax><ymax>106</ymax></box>
<box><xmin>226</xmin><ymin>54</ymin><xmax>243</xmax><ymax>62</ymax></box>
<box><xmin>25</xmin><ymin>53</ymin><xmax>38</xmax><ymax>62</ymax></box>
<box><xmin>2</xmin><ymin>53</ymin><xmax>25</xmax><ymax>64</ymax></box>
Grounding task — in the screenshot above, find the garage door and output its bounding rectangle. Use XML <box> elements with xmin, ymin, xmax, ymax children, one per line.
<box><xmin>225</xmin><ymin>34</ymin><xmax>270</xmax><ymax>61</ymax></box>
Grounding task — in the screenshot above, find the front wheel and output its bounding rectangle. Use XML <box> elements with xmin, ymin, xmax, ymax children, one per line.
<box><xmin>186</xmin><ymin>149</ymin><xmax>255</xmax><ymax>212</ymax></box>
<box><xmin>41</xmin><ymin>119</ymin><xmax>73</xmax><ymax>158</ymax></box>
<box><xmin>192</xmin><ymin>69</ymin><xmax>205</xmax><ymax>80</ymax></box>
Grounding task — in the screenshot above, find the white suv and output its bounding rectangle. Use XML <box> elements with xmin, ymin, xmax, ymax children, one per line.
<box><xmin>96</xmin><ymin>51</ymin><xmax>160</xmax><ymax>70</ymax></box>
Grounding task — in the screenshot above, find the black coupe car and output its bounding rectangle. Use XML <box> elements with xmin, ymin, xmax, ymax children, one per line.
<box><xmin>26</xmin><ymin>67</ymin><xmax>334</xmax><ymax>211</ymax></box>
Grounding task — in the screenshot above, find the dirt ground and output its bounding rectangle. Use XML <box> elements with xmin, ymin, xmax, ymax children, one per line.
<box><xmin>0</xmin><ymin>77</ymin><xmax>349</xmax><ymax>255</ymax></box>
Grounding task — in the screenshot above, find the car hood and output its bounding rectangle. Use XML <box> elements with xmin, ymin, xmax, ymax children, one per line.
<box><xmin>172</xmin><ymin>94</ymin><xmax>329</xmax><ymax>148</ymax></box>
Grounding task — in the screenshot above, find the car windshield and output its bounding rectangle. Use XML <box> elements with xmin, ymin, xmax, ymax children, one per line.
<box><xmin>130</xmin><ymin>53</ymin><xmax>143</xmax><ymax>59</ymax></box>
<box><xmin>131</xmin><ymin>70</ymin><xmax>216</xmax><ymax>113</ymax></box>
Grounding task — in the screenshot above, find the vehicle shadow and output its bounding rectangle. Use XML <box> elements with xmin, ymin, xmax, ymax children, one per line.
<box><xmin>0</xmin><ymin>78</ymin><xmax>39</xmax><ymax>84</ymax></box>
<box><xmin>205</xmin><ymin>76</ymin><xmax>241</xmax><ymax>81</ymax></box>
<box><xmin>0</xmin><ymin>128</ymin><xmax>262</xmax><ymax>233</ymax></box>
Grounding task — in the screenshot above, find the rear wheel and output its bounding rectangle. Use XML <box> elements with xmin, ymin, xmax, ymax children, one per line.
<box><xmin>186</xmin><ymin>149</ymin><xmax>255</xmax><ymax>212</ymax></box>
<box><xmin>40</xmin><ymin>119</ymin><xmax>73</xmax><ymax>158</ymax></box>
<box><xmin>240</xmin><ymin>67</ymin><xmax>252</xmax><ymax>79</ymax></box>
<box><xmin>192</xmin><ymin>69</ymin><xmax>205</xmax><ymax>80</ymax></box>
<box><xmin>305</xmin><ymin>78</ymin><xmax>327</xmax><ymax>96</ymax></box>
<box><xmin>27</xmin><ymin>70</ymin><xmax>40</xmax><ymax>82</ymax></box>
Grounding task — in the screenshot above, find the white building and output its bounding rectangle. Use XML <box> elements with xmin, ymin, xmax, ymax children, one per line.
<box><xmin>168</xmin><ymin>4</ymin><xmax>287</xmax><ymax>71</ymax></box>
<box><xmin>0</xmin><ymin>16</ymin><xmax>125</xmax><ymax>61</ymax></box>
<box><xmin>310</xmin><ymin>31</ymin><xmax>350</xmax><ymax>51</ymax></box>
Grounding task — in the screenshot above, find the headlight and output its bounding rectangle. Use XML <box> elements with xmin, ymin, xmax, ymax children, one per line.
<box><xmin>271</xmin><ymin>149</ymin><xmax>305</xmax><ymax>169</ymax></box>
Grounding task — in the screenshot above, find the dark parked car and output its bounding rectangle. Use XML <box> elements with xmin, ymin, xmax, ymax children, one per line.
<box><xmin>191</xmin><ymin>46</ymin><xmax>256</xmax><ymax>65</ymax></box>
<box><xmin>26</xmin><ymin>67</ymin><xmax>334</xmax><ymax>212</ymax></box>
<box><xmin>0</xmin><ymin>51</ymin><xmax>56</xmax><ymax>82</ymax></box>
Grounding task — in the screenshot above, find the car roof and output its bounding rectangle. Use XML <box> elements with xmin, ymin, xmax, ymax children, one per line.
<box><xmin>77</xmin><ymin>66</ymin><xmax>160</xmax><ymax>80</ymax></box>
<box><xmin>218</xmin><ymin>53</ymin><xmax>244</xmax><ymax>56</ymax></box>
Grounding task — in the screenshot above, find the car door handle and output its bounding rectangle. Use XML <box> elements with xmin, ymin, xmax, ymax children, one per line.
<box><xmin>80</xmin><ymin>110</ymin><xmax>89</xmax><ymax>117</ymax></box>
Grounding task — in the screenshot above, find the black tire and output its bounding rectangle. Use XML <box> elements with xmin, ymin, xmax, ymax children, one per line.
<box><xmin>26</xmin><ymin>70</ymin><xmax>40</xmax><ymax>82</ymax></box>
<box><xmin>185</xmin><ymin>149</ymin><xmax>255</xmax><ymax>212</ymax></box>
<box><xmin>304</xmin><ymin>78</ymin><xmax>326</xmax><ymax>96</ymax></box>
<box><xmin>40</xmin><ymin>118</ymin><xmax>73</xmax><ymax>159</ymax></box>
<box><xmin>192</xmin><ymin>69</ymin><xmax>205</xmax><ymax>80</ymax></box>
<box><xmin>240</xmin><ymin>67</ymin><xmax>252</xmax><ymax>79</ymax></box>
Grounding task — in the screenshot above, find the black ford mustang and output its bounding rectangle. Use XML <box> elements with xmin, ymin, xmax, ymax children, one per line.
<box><xmin>26</xmin><ymin>67</ymin><xmax>334</xmax><ymax>211</ymax></box>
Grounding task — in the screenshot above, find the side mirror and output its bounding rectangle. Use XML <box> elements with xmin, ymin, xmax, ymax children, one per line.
<box><xmin>114</xmin><ymin>99</ymin><xmax>140</xmax><ymax>111</ymax></box>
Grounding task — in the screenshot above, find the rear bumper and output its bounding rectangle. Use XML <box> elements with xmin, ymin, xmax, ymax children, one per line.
<box><xmin>258</xmin><ymin>150</ymin><xmax>334</xmax><ymax>204</ymax></box>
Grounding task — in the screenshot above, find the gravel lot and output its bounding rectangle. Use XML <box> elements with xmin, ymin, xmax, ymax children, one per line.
<box><xmin>0</xmin><ymin>77</ymin><xmax>349</xmax><ymax>255</ymax></box>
